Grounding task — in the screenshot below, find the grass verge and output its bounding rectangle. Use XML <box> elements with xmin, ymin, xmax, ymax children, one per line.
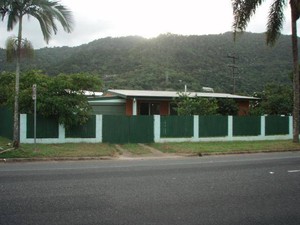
<box><xmin>0</xmin><ymin>137</ymin><xmax>118</xmax><ymax>158</ymax></box>
<box><xmin>150</xmin><ymin>140</ymin><xmax>300</xmax><ymax>155</ymax></box>
<box><xmin>1</xmin><ymin>137</ymin><xmax>300</xmax><ymax>159</ymax></box>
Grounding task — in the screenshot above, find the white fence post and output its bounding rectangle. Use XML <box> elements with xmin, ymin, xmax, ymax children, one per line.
<box><xmin>154</xmin><ymin>115</ymin><xmax>161</xmax><ymax>143</ymax></box>
<box><xmin>289</xmin><ymin>116</ymin><xmax>293</xmax><ymax>138</ymax></box>
<box><xmin>228</xmin><ymin>116</ymin><xmax>233</xmax><ymax>140</ymax></box>
<box><xmin>58</xmin><ymin>124</ymin><xmax>65</xmax><ymax>143</ymax></box>
<box><xmin>96</xmin><ymin>114</ymin><xmax>103</xmax><ymax>142</ymax></box>
<box><xmin>193</xmin><ymin>115</ymin><xmax>199</xmax><ymax>140</ymax></box>
<box><xmin>20</xmin><ymin>114</ymin><xmax>27</xmax><ymax>143</ymax></box>
<box><xmin>260</xmin><ymin>116</ymin><xmax>266</xmax><ymax>138</ymax></box>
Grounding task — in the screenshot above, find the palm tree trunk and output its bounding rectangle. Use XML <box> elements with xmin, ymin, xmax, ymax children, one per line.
<box><xmin>290</xmin><ymin>0</ymin><xmax>299</xmax><ymax>143</ymax></box>
<box><xmin>13</xmin><ymin>15</ymin><xmax>23</xmax><ymax>148</ymax></box>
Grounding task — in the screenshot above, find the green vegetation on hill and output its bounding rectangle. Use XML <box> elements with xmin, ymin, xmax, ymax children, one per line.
<box><xmin>0</xmin><ymin>32</ymin><xmax>294</xmax><ymax>94</ymax></box>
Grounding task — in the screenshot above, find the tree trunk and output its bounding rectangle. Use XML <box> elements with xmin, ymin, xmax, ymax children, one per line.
<box><xmin>12</xmin><ymin>16</ymin><xmax>23</xmax><ymax>148</ymax></box>
<box><xmin>290</xmin><ymin>0</ymin><xmax>299</xmax><ymax>143</ymax></box>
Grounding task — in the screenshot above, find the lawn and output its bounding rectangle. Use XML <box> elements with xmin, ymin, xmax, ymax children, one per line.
<box><xmin>0</xmin><ymin>137</ymin><xmax>118</xmax><ymax>158</ymax></box>
<box><xmin>150</xmin><ymin>140</ymin><xmax>300</xmax><ymax>155</ymax></box>
<box><xmin>1</xmin><ymin>136</ymin><xmax>300</xmax><ymax>159</ymax></box>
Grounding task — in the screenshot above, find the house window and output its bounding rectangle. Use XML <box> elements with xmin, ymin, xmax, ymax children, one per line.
<box><xmin>140</xmin><ymin>103</ymin><xmax>160</xmax><ymax>115</ymax></box>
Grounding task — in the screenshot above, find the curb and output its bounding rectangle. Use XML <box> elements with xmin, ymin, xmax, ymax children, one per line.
<box><xmin>0</xmin><ymin>156</ymin><xmax>115</xmax><ymax>163</ymax></box>
<box><xmin>1</xmin><ymin>149</ymin><xmax>300</xmax><ymax>163</ymax></box>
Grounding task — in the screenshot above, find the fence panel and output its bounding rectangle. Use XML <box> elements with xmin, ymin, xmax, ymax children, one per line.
<box><xmin>0</xmin><ymin>107</ymin><xmax>13</xmax><ymax>139</ymax></box>
<box><xmin>265</xmin><ymin>116</ymin><xmax>289</xmax><ymax>135</ymax></box>
<box><xmin>102</xmin><ymin>115</ymin><xmax>154</xmax><ymax>143</ymax></box>
<box><xmin>102</xmin><ymin>115</ymin><xmax>129</xmax><ymax>143</ymax></box>
<box><xmin>27</xmin><ymin>115</ymin><xmax>59</xmax><ymax>138</ymax></box>
<box><xmin>129</xmin><ymin>116</ymin><xmax>154</xmax><ymax>143</ymax></box>
<box><xmin>199</xmin><ymin>115</ymin><xmax>228</xmax><ymax>137</ymax></box>
<box><xmin>66</xmin><ymin>115</ymin><xmax>96</xmax><ymax>138</ymax></box>
<box><xmin>161</xmin><ymin>116</ymin><xmax>193</xmax><ymax>138</ymax></box>
<box><xmin>233</xmin><ymin>116</ymin><xmax>261</xmax><ymax>136</ymax></box>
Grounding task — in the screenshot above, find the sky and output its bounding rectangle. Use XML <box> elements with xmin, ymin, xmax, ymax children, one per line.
<box><xmin>0</xmin><ymin>0</ymin><xmax>293</xmax><ymax>49</ymax></box>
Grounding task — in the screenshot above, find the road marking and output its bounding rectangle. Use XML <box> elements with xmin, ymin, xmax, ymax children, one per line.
<box><xmin>269</xmin><ymin>171</ymin><xmax>275</xmax><ymax>174</ymax></box>
<box><xmin>288</xmin><ymin>170</ymin><xmax>300</xmax><ymax>173</ymax></box>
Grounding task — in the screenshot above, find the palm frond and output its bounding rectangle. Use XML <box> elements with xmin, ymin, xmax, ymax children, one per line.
<box><xmin>2</xmin><ymin>0</ymin><xmax>73</xmax><ymax>43</ymax></box>
<box><xmin>266</xmin><ymin>0</ymin><xmax>286</xmax><ymax>46</ymax></box>
<box><xmin>232</xmin><ymin>0</ymin><xmax>265</xmax><ymax>39</ymax></box>
<box><xmin>28</xmin><ymin>0</ymin><xmax>73</xmax><ymax>43</ymax></box>
<box><xmin>232</xmin><ymin>0</ymin><xmax>264</xmax><ymax>31</ymax></box>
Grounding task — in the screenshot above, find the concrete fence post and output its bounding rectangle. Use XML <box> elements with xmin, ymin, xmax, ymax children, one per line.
<box><xmin>96</xmin><ymin>114</ymin><xmax>103</xmax><ymax>142</ymax></box>
<box><xmin>58</xmin><ymin>124</ymin><xmax>65</xmax><ymax>143</ymax></box>
<box><xmin>20</xmin><ymin>114</ymin><xmax>27</xmax><ymax>143</ymax></box>
<box><xmin>193</xmin><ymin>115</ymin><xmax>199</xmax><ymax>140</ymax></box>
<box><xmin>289</xmin><ymin>116</ymin><xmax>293</xmax><ymax>138</ymax></box>
<box><xmin>154</xmin><ymin>115</ymin><xmax>161</xmax><ymax>143</ymax></box>
<box><xmin>260</xmin><ymin>116</ymin><xmax>266</xmax><ymax>137</ymax></box>
<box><xmin>228</xmin><ymin>116</ymin><xmax>233</xmax><ymax>140</ymax></box>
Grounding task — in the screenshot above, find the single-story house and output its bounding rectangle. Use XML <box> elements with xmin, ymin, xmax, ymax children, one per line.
<box><xmin>88</xmin><ymin>89</ymin><xmax>258</xmax><ymax>116</ymax></box>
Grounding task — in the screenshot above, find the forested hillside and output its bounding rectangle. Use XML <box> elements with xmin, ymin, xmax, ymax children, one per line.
<box><xmin>0</xmin><ymin>32</ymin><xmax>294</xmax><ymax>94</ymax></box>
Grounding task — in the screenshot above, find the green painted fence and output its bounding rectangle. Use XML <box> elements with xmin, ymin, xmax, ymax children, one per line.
<box><xmin>0</xmin><ymin>107</ymin><xmax>13</xmax><ymax>139</ymax></box>
<box><xmin>17</xmin><ymin>114</ymin><xmax>293</xmax><ymax>144</ymax></box>
<box><xmin>27</xmin><ymin>115</ymin><xmax>59</xmax><ymax>138</ymax></box>
<box><xmin>233</xmin><ymin>116</ymin><xmax>261</xmax><ymax>136</ymax></box>
<box><xmin>102</xmin><ymin>115</ymin><xmax>154</xmax><ymax>143</ymax></box>
<box><xmin>66</xmin><ymin>115</ymin><xmax>96</xmax><ymax>138</ymax></box>
<box><xmin>199</xmin><ymin>115</ymin><xmax>228</xmax><ymax>137</ymax></box>
<box><xmin>265</xmin><ymin>116</ymin><xmax>289</xmax><ymax>135</ymax></box>
<box><xmin>161</xmin><ymin>116</ymin><xmax>193</xmax><ymax>138</ymax></box>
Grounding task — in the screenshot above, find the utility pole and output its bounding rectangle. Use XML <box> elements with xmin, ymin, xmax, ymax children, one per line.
<box><xmin>227</xmin><ymin>54</ymin><xmax>238</xmax><ymax>94</ymax></box>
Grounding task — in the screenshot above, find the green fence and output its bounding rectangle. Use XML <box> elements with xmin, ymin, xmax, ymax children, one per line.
<box><xmin>233</xmin><ymin>116</ymin><xmax>261</xmax><ymax>136</ymax></box>
<box><xmin>0</xmin><ymin>107</ymin><xmax>13</xmax><ymax>139</ymax></box>
<box><xmin>199</xmin><ymin>115</ymin><xmax>228</xmax><ymax>137</ymax></box>
<box><xmin>19</xmin><ymin>114</ymin><xmax>293</xmax><ymax>144</ymax></box>
<box><xmin>66</xmin><ymin>115</ymin><xmax>96</xmax><ymax>138</ymax></box>
<box><xmin>265</xmin><ymin>116</ymin><xmax>289</xmax><ymax>135</ymax></box>
<box><xmin>27</xmin><ymin>115</ymin><xmax>59</xmax><ymax>138</ymax></box>
<box><xmin>102</xmin><ymin>115</ymin><xmax>154</xmax><ymax>143</ymax></box>
<box><xmin>161</xmin><ymin>116</ymin><xmax>193</xmax><ymax>138</ymax></box>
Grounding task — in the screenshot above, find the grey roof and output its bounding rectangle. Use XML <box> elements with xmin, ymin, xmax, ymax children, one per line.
<box><xmin>107</xmin><ymin>89</ymin><xmax>258</xmax><ymax>100</ymax></box>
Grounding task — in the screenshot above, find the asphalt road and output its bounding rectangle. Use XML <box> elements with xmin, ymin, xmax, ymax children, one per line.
<box><xmin>0</xmin><ymin>152</ymin><xmax>300</xmax><ymax>225</ymax></box>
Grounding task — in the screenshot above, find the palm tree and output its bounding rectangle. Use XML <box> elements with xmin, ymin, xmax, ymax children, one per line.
<box><xmin>232</xmin><ymin>0</ymin><xmax>300</xmax><ymax>143</ymax></box>
<box><xmin>0</xmin><ymin>0</ymin><xmax>73</xmax><ymax>148</ymax></box>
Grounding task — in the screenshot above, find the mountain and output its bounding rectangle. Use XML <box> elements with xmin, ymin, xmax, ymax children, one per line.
<box><xmin>0</xmin><ymin>32</ymin><xmax>294</xmax><ymax>94</ymax></box>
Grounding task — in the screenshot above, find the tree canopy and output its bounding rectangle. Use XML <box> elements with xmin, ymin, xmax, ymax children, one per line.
<box><xmin>0</xmin><ymin>70</ymin><xmax>102</xmax><ymax>128</ymax></box>
<box><xmin>0</xmin><ymin>0</ymin><xmax>73</xmax><ymax>147</ymax></box>
<box><xmin>173</xmin><ymin>93</ymin><xmax>238</xmax><ymax>116</ymax></box>
<box><xmin>250</xmin><ymin>84</ymin><xmax>293</xmax><ymax>116</ymax></box>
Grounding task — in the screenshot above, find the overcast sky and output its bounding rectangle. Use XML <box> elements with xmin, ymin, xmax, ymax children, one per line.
<box><xmin>0</xmin><ymin>0</ymin><xmax>293</xmax><ymax>49</ymax></box>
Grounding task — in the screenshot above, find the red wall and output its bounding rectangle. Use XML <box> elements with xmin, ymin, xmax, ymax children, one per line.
<box><xmin>237</xmin><ymin>100</ymin><xmax>250</xmax><ymax>116</ymax></box>
<box><xmin>126</xmin><ymin>99</ymin><xmax>133</xmax><ymax>116</ymax></box>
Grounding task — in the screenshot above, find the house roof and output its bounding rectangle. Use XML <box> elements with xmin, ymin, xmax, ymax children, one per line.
<box><xmin>107</xmin><ymin>89</ymin><xmax>259</xmax><ymax>100</ymax></box>
<box><xmin>88</xmin><ymin>96</ymin><xmax>126</xmax><ymax>104</ymax></box>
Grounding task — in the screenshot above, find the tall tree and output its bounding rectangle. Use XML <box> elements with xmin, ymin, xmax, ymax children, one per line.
<box><xmin>232</xmin><ymin>0</ymin><xmax>300</xmax><ymax>143</ymax></box>
<box><xmin>0</xmin><ymin>0</ymin><xmax>73</xmax><ymax>148</ymax></box>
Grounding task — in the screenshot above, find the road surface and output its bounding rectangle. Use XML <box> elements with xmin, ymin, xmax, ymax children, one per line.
<box><xmin>0</xmin><ymin>152</ymin><xmax>300</xmax><ymax>225</ymax></box>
